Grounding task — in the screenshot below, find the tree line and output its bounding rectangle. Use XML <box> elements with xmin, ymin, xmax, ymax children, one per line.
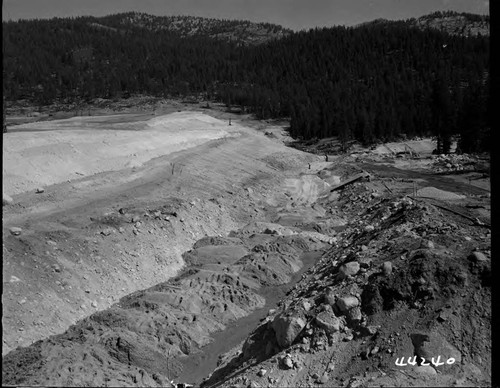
<box><xmin>3</xmin><ymin>13</ymin><xmax>490</xmax><ymax>152</ymax></box>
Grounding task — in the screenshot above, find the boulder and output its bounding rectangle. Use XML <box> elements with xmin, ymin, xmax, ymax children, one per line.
<box><xmin>336</xmin><ymin>296</ymin><xmax>360</xmax><ymax>312</ymax></box>
<box><xmin>328</xmin><ymin>192</ymin><xmax>340</xmax><ymax>202</ymax></box>
<box><xmin>323</xmin><ymin>287</ymin><xmax>336</xmax><ymax>306</ymax></box>
<box><xmin>410</xmin><ymin>331</ymin><xmax>462</xmax><ymax>365</ymax></box>
<box><xmin>302</xmin><ymin>300</ymin><xmax>312</xmax><ymax>312</ymax></box>
<box><xmin>315</xmin><ymin>310</ymin><xmax>341</xmax><ymax>334</ymax></box>
<box><xmin>414</xmin><ymin>365</ymin><xmax>437</xmax><ymax>375</ymax></box>
<box><xmin>9</xmin><ymin>227</ymin><xmax>22</xmax><ymax>236</ymax></box>
<box><xmin>272</xmin><ymin>313</ymin><xmax>306</xmax><ymax>348</ymax></box>
<box><xmin>281</xmin><ymin>356</ymin><xmax>294</xmax><ymax>369</ymax></box>
<box><xmin>338</xmin><ymin>262</ymin><xmax>360</xmax><ymax>279</ymax></box>
<box><xmin>382</xmin><ymin>261</ymin><xmax>393</xmax><ymax>276</ymax></box>
<box><xmin>468</xmin><ymin>251</ymin><xmax>488</xmax><ymax>262</ymax></box>
<box><xmin>344</xmin><ymin>333</ymin><xmax>354</xmax><ymax>341</ymax></box>
<box><xmin>362</xmin><ymin>325</ymin><xmax>380</xmax><ymax>336</ymax></box>
<box><xmin>318</xmin><ymin>372</ymin><xmax>330</xmax><ymax>384</ymax></box>
<box><xmin>347</xmin><ymin>307</ymin><xmax>362</xmax><ymax>322</ymax></box>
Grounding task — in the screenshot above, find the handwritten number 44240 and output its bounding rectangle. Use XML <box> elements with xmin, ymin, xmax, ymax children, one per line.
<box><xmin>395</xmin><ymin>356</ymin><xmax>456</xmax><ymax>367</ymax></box>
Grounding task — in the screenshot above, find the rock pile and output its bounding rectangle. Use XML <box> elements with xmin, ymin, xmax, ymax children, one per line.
<box><xmin>203</xmin><ymin>162</ymin><xmax>491</xmax><ymax>388</ymax></box>
<box><xmin>431</xmin><ymin>154</ymin><xmax>485</xmax><ymax>173</ymax></box>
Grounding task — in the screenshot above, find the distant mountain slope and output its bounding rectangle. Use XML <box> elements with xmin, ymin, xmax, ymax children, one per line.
<box><xmin>357</xmin><ymin>11</ymin><xmax>489</xmax><ymax>37</ymax></box>
<box><xmin>410</xmin><ymin>11</ymin><xmax>489</xmax><ymax>37</ymax></box>
<box><xmin>94</xmin><ymin>12</ymin><xmax>292</xmax><ymax>45</ymax></box>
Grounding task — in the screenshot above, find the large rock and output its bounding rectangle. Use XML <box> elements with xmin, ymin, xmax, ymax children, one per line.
<box><xmin>318</xmin><ymin>372</ymin><xmax>330</xmax><ymax>384</ymax></box>
<box><xmin>414</xmin><ymin>365</ymin><xmax>437</xmax><ymax>375</ymax></box>
<box><xmin>410</xmin><ymin>331</ymin><xmax>462</xmax><ymax>365</ymax></box>
<box><xmin>338</xmin><ymin>262</ymin><xmax>360</xmax><ymax>279</ymax></box>
<box><xmin>346</xmin><ymin>307</ymin><xmax>362</xmax><ymax>322</ymax></box>
<box><xmin>336</xmin><ymin>296</ymin><xmax>360</xmax><ymax>312</ymax></box>
<box><xmin>9</xmin><ymin>227</ymin><xmax>22</xmax><ymax>236</ymax></box>
<box><xmin>323</xmin><ymin>287</ymin><xmax>336</xmax><ymax>306</ymax></box>
<box><xmin>315</xmin><ymin>310</ymin><xmax>341</xmax><ymax>334</ymax></box>
<box><xmin>272</xmin><ymin>313</ymin><xmax>306</xmax><ymax>348</ymax></box>
<box><xmin>468</xmin><ymin>251</ymin><xmax>488</xmax><ymax>263</ymax></box>
<box><xmin>382</xmin><ymin>261</ymin><xmax>393</xmax><ymax>276</ymax></box>
<box><xmin>281</xmin><ymin>355</ymin><xmax>294</xmax><ymax>369</ymax></box>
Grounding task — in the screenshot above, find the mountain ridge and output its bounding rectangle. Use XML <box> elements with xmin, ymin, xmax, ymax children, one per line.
<box><xmin>90</xmin><ymin>12</ymin><xmax>293</xmax><ymax>45</ymax></box>
<box><xmin>411</xmin><ymin>11</ymin><xmax>489</xmax><ymax>37</ymax></box>
<box><xmin>356</xmin><ymin>11</ymin><xmax>489</xmax><ymax>37</ymax></box>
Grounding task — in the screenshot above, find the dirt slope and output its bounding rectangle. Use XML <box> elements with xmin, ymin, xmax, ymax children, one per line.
<box><xmin>2</xmin><ymin>111</ymin><xmax>318</xmax><ymax>357</ymax></box>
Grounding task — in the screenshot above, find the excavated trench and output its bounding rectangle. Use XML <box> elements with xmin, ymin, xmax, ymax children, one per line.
<box><xmin>2</xmin><ymin>189</ymin><xmax>332</xmax><ymax>387</ymax></box>
<box><xmin>177</xmin><ymin>249</ymin><xmax>322</xmax><ymax>385</ymax></box>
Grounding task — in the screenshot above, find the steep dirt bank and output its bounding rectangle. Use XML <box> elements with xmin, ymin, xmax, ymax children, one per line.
<box><xmin>2</xmin><ymin>111</ymin><xmax>318</xmax><ymax>356</ymax></box>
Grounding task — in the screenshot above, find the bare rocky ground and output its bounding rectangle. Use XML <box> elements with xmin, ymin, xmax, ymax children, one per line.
<box><xmin>203</xmin><ymin>159</ymin><xmax>491</xmax><ymax>388</ymax></box>
<box><xmin>2</xmin><ymin>102</ymin><xmax>491</xmax><ymax>387</ymax></box>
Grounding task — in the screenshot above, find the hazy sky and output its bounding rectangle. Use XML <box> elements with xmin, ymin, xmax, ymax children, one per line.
<box><xmin>2</xmin><ymin>0</ymin><xmax>490</xmax><ymax>30</ymax></box>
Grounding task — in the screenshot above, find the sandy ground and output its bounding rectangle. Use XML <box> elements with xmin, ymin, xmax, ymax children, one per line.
<box><xmin>3</xmin><ymin>112</ymin><xmax>234</xmax><ymax>196</ymax></box>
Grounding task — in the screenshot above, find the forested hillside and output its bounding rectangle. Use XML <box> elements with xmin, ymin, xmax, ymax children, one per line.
<box><xmin>3</xmin><ymin>12</ymin><xmax>489</xmax><ymax>152</ymax></box>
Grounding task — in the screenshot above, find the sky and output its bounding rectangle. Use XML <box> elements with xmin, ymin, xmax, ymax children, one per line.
<box><xmin>2</xmin><ymin>0</ymin><xmax>490</xmax><ymax>31</ymax></box>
